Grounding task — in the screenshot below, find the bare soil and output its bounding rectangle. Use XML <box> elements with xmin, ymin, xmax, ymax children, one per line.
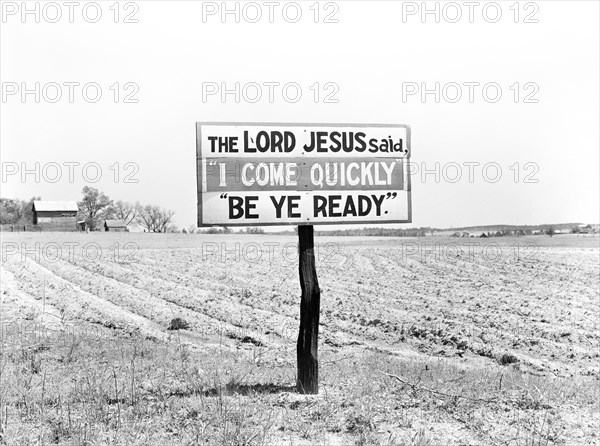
<box><xmin>1</xmin><ymin>233</ymin><xmax>598</xmax><ymax>445</ymax></box>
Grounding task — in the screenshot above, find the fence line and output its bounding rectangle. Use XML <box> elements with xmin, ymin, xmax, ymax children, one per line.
<box><xmin>0</xmin><ymin>224</ymin><xmax>44</xmax><ymax>233</ymax></box>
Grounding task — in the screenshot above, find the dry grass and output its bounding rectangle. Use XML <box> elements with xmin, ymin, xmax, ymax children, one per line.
<box><xmin>1</xmin><ymin>233</ymin><xmax>598</xmax><ymax>444</ymax></box>
<box><xmin>1</xmin><ymin>320</ymin><xmax>597</xmax><ymax>445</ymax></box>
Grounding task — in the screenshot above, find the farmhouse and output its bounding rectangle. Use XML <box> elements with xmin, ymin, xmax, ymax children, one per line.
<box><xmin>104</xmin><ymin>219</ymin><xmax>128</xmax><ymax>232</ymax></box>
<box><xmin>32</xmin><ymin>201</ymin><xmax>78</xmax><ymax>231</ymax></box>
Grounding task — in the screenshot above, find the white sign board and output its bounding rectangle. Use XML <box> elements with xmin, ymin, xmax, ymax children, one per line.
<box><xmin>196</xmin><ymin>122</ymin><xmax>411</xmax><ymax>226</ymax></box>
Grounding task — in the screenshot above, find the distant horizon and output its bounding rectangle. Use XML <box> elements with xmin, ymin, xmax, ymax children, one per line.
<box><xmin>1</xmin><ymin>192</ymin><xmax>599</xmax><ymax>233</ymax></box>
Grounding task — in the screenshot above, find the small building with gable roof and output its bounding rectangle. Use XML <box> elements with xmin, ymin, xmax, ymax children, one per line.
<box><xmin>104</xmin><ymin>219</ymin><xmax>128</xmax><ymax>232</ymax></box>
<box><xmin>32</xmin><ymin>201</ymin><xmax>79</xmax><ymax>231</ymax></box>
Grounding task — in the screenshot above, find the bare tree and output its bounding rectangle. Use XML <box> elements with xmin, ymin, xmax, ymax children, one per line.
<box><xmin>156</xmin><ymin>209</ymin><xmax>175</xmax><ymax>233</ymax></box>
<box><xmin>112</xmin><ymin>200</ymin><xmax>139</xmax><ymax>225</ymax></box>
<box><xmin>138</xmin><ymin>205</ymin><xmax>158</xmax><ymax>232</ymax></box>
<box><xmin>139</xmin><ymin>205</ymin><xmax>175</xmax><ymax>233</ymax></box>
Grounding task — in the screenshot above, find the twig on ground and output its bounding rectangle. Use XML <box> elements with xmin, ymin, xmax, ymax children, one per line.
<box><xmin>323</xmin><ymin>355</ymin><xmax>355</xmax><ymax>365</ymax></box>
<box><xmin>379</xmin><ymin>371</ymin><xmax>499</xmax><ymax>403</ymax></box>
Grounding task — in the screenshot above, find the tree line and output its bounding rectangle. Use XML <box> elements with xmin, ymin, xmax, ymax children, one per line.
<box><xmin>0</xmin><ymin>187</ymin><xmax>176</xmax><ymax>233</ymax></box>
<box><xmin>0</xmin><ymin>196</ymin><xmax>39</xmax><ymax>225</ymax></box>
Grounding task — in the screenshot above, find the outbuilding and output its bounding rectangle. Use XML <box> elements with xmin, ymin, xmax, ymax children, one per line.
<box><xmin>104</xmin><ymin>219</ymin><xmax>128</xmax><ymax>232</ymax></box>
<box><xmin>32</xmin><ymin>201</ymin><xmax>78</xmax><ymax>231</ymax></box>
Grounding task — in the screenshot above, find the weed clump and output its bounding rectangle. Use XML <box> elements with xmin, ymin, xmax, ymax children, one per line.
<box><xmin>498</xmin><ymin>352</ymin><xmax>519</xmax><ymax>365</ymax></box>
<box><xmin>168</xmin><ymin>317</ymin><xmax>190</xmax><ymax>331</ymax></box>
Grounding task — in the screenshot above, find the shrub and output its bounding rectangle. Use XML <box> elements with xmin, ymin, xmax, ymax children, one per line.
<box><xmin>168</xmin><ymin>317</ymin><xmax>190</xmax><ymax>331</ymax></box>
<box><xmin>498</xmin><ymin>352</ymin><xmax>519</xmax><ymax>365</ymax></box>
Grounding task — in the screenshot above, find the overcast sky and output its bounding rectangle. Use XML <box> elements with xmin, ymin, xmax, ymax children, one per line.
<box><xmin>1</xmin><ymin>0</ymin><xmax>598</xmax><ymax>229</ymax></box>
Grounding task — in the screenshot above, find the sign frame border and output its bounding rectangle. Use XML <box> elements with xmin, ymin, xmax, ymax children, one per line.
<box><xmin>196</xmin><ymin>122</ymin><xmax>412</xmax><ymax>227</ymax></box>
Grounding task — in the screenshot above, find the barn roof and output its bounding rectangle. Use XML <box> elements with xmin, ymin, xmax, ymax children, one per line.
<box><xmin>104</xmin><ymin>219</ymin><xmax>127</xmax><ymax>228</ymax></box>
<box><xmin>33</xmin><ymin>200</ymin><xmax>79</xmax><ymax>212</ymax></box>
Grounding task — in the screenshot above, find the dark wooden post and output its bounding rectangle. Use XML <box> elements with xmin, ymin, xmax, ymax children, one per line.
<box><xmin>297</xmin><ymin>225</ymin><xmax>320</xmax><ymax>394</ymax></box>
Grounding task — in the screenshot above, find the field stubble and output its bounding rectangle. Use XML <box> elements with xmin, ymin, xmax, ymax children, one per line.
<box><xmin>0</xmin><ymin>233</ymin><xmax>598</xmax><ymax>445</ymax></box>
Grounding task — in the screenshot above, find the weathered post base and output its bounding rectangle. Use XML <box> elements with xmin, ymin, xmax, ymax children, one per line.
<box><xmin>297</xmin><ymin>225</ymin><xmax>320</xmax><ymax>394</ymax></box>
